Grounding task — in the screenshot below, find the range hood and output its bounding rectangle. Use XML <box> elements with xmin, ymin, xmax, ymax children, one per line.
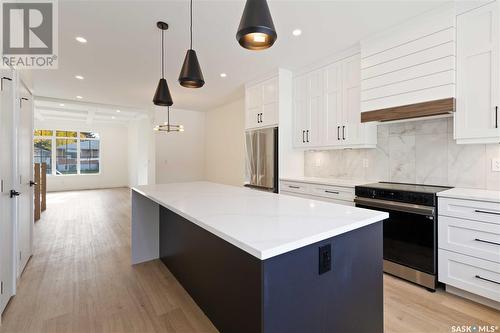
<box><xmin>361</xmin><ymin>98</ymin><xmax>455</xmax><ymax>123</ymax></box>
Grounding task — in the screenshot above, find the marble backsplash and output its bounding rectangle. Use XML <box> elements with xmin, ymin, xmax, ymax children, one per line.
<box><xmin>304</xmin><ymin>117</ymin><xmax>500</xmax><ymax>190</ymax></box>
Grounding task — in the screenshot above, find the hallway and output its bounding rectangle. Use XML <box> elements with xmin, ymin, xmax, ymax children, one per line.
<box><xmin>0</xmin><ymin>188</ymin><xmax>497</xmax><ymax>333</ymax></box>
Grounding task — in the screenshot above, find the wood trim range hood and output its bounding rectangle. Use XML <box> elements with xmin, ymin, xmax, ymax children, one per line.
<box><xmin>361</xmin><ymin>98</ymin><xmax>455</xmax><ymax>123</ymax></box>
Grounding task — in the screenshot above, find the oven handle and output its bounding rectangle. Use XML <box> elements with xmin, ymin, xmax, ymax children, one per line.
<box><xmin>354</xmin><ymin>197</ymin><xmax>435</xmax><ymax>216</ymax></box>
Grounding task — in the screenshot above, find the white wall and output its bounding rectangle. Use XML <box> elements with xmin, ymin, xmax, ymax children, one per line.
<box><xmin>154</xmin><ymin>108</ymin><xmax>206</xmax><ymax>184</ymax></box>
<box><xmin>205</xmin><ymin>99</ymin><xmax>245</xmax><ymax>186</ymax></box>
<box><xmin>128</xmin><ymin>116</ymin><xmax>155</xmax><ymax>187</ymax></box>
<box><xmin>34</xmin><ymin>119</ymin><xmax>129</xmax><ymax>192</ymax></box>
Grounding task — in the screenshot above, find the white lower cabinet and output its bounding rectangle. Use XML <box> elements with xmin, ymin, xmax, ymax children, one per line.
<box><xmin>279</xmin><ymin>180</ymin><xmax>355</xmax><ymax>206</ymax></box>
<box><xmin>438</xmin><ymin>196</ymin><xmax>500</xmax><ymax>305</ymax></box>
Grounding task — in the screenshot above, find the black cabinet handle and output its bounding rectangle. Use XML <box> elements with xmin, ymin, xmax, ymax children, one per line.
<box><xmin>325</xmin><ymin>190</ymin><xmax>339</xmax><ymax>194</ymax></box>
<box><xmin>259</xmin><ymin>113</ymin><xmax>263</xmax><ymax>123</ymax></box>
<box><xmin>474</xmin><ymin>238</ymin><xmax>500</xmax><ymax>246</ymax></box>
<box><xmin>475</xmin><ymin>209</ymin><xmax>500</xmax><ymax>216</ymax></box>
<box><xmin>342</xmin><ymin>126</ymin><xmax>345</xmax><ymax>140</ymax></box>
<box><xmin>29</xmin><ymin>181</ymin><xmax>37</xmax><ymax>187</ymax></box>
<box><xmin>1</xmin><ymin>77</ymin><xmax>12</xmax><ymax>91</ymax></box>
<box><xmin>475</xmin><ymin>275</ymin><xmax>500</xmax><ymax>285</ymax></box>
<box><xmin>337</xmin><ymin>126</ymin><xmax>340</xmax><ymax>140</ymax></box>
<box><xmin>288</xmin><ymin>185</ymin><xmax>300</xmax><ymax>189</ymax></box>
<box><xmin>496</xmin><ymin>106</ymin><xmax>498</xmax><ymax>128</ymax></box>
<box><xmin>302</xmin><ymin>130</ymin><xmax>305</xmax><ymax>143</ymax></box>
<box><xmin>10</xmin><ymin>190</ymin><xmax>20</xmax><ymax>198</ymax></box>
<box><xmin>306</xmin><ymin>130</ymin><xmax>310</xmax><ymax>143</ymax></box>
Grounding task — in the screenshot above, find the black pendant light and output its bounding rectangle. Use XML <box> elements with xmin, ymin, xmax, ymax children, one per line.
<box><xmin>236</xmin><ymin>0</ymin><xmax>277</xmax><ymax>50</ymax></box>
<box><xmin>153</xmin><ymin>21</ymin><xmax>173</xmax><ymax>106</ymax></box>
<box><xmin>179</xmin><ymin>0</ymin><xmax>205</xmax><ymax>88</ymax></box>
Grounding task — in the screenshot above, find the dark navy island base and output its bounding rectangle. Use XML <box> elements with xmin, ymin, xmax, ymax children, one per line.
<box><xmin>159</xmin><ymin>206</ymin><xmax>383</xmax><ymax>333</ymax></box>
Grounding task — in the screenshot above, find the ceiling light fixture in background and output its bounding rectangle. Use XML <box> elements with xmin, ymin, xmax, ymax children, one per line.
<box><xmin>153</xmin><ymin>21</ymin><xmax>173</xmax><ymax>106</ymax></box>
<box><xmin>154</xmin><ymin>106</ymin><xmax>184</xmax><ymax>133</ymax></box>
<box><xmin>292</xmin><ymin>29</ymin><xmax>302</xmax><ymax>36</ymax></box>
<box><xmin>75</xmin><ymin>37</ymin><xmax>87</xmax><ymax>43</ymax></box>
<box><xmin>236</xmin><ymin>0</ymin><xmax>277</xmax><ymax>50</ymax></box>
<box><xmin>179</xmin><ymin>0</ymin><xmax>205</xmax><ymax>88</ymax></box>
<box><xmin>75</xmin><ymin>75</ymin><xmax>84</xmax><ymax>80</ymax></box>
<box><xmin>220</xmin><ymin>73</ymin><xmax>227</xmax><ymax>78</ymax></box>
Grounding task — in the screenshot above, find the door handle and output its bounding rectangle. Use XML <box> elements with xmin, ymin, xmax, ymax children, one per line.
<box><xmin>342</xmin><ymin>125</ymin><xmax>345</xmax><ymax>140</ymax></box>
<box><xmin>337</xmin><ymin>126</ymin><xmax>340</xmax><ymax>140</ymax></box>
<box><xmin>29</xmin><ymin>181</ymin><xmax>37</xmax><ymax>187</ymax></box>
<box><xmin>1</xmin><ymin>77</ymin><xmax>12</xmax><ymax>91</ymax></box>
<box><xmin>10</xmin><ymin>190</ymin><xmax>20</xmax><ymax>198</ymax></box>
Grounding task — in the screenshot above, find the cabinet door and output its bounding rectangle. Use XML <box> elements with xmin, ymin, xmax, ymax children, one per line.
<box><xmin>342</xmin><ymin>54</ymin><xmax>363</xmax><ymax>145</ymax></box>
<box><xmin>456</xmin><ymin>2</ymin><xmax>500</xmax><ymax>142</ymax></box>
<box><xmin>324</xmin><ymin>62</ymin><xmax>343</xmax><ymax>146</ymax></box>
<box><xmin>245</xmin><ymin>85</ymin><xmax>261</xmax><ymax>129</ymax></box>
<box><xmin>307</xmin><ymin>70</ymin><xmax>323</xmax><ymax>146</ymax></box>
<box><xmin>293</xmin><ymin>74</ymin><xmax>309</xmax><ymax>147</ymax></box>
<box><xmin>261</xmin><ymin>78</ymin><xmax>278</xmax><ymax>127</ymax></box>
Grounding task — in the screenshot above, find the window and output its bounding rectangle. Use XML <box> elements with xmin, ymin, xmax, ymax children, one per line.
<box><xmin>34</xmin><ymin>129</ymin><xmax>100</xmax><ymax>175</ymax></box>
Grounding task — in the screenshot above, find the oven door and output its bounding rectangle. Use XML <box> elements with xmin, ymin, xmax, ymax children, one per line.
<box><xmin>355</xmin><ymin>197</ymin><xmax>436</xmax><ymax>275</ymax></box>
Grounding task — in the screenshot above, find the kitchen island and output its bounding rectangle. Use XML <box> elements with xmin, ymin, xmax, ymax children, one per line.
<box><xmin>131</xmin><ymin>182</ymin><xmax>388</xmax><ymax>333</ymax></box>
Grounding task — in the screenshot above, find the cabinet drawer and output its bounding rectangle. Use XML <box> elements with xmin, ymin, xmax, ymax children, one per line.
<box><xmin>309</xmin><ymin>184</ymin><xmax>355</xmax><ymax>202</ymax></box>
<box><xmin>438</xmin><ymin>216</ymin><xmax>500</xmax><ymax>263</ymax></box>
<box><xmin>439</xmin><ymin>197</ymin><xmax>500</xmax><ymax>225</ymax></box>
<box><xmin>438</xmin><ymin>249</ymin><xmax>500</xmax><ymax>302</ymax></box>
<box><xmin>280</xmin><ymin>181</ymin><xmax>310</xmax><ymax>194</ymax></box>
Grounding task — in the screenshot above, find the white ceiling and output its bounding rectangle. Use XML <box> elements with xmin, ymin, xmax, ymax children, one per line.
<box><xmin>30</xmin><ymin>0</ymin><xmax>448</xmax><ymax>112</ymax></box>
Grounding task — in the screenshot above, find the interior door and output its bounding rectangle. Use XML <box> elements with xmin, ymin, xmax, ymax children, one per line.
<box><xmin>0</xmin><ymin>70</ymin><xmax>15</xmax><ymax>314</ymax></box>
<box><xmin>17</xmin><ymin>83</ymin><xmax>34</xmax><ymax>276</ymax></box>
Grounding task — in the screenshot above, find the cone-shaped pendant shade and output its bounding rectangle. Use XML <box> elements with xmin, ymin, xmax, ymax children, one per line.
<box><xmin>153</xmin><ymin>78</ymin><xmax>173</xmax><ymax>106</ymax></box>
<box><xmin>179</xmin><ymin>49</ymin><xmax>205</xmax><ymax>88</ymax></box>
<box><xmin>236</xmin><ymin>0</ymin><xmax>277</xmax><ymax>50</ymax></box>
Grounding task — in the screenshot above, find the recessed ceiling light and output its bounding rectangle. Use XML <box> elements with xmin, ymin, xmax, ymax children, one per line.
<box><xmin>75</xmin><ymin>36</ymin><xmax>87</xmax><ymax>43</ymax></box>
<box><xmin>292</xmin><ymin>29</ymin><xmax>302</xmax><ymax>36</ymax></box>
<box><xmin>59</xmin><ymin>103</ymin><xmax>65</xmax><ymax>107</ymax></box>
<box><xmin>75</xmin><ymin>75</ymin><xmax>84</xmax><ymax>80</ymax></box>
<box><xmin>116</xmin><ymin>109</ymin><xmax>121</xmax><ymax>113</ymax></box>
<box><xmin>220</xmin><ymin>73</ymin><xmax>227</xmax><ymax>78</ymax></box>
<box><xmin>76</xmin><ymin>95</ymin><xmax>83</xmax><ymax>99</ymax></box>
<box><xmin>111</xmin><ymin>116</ymin><xmax>116</xmax><ymax>119</ymax></box>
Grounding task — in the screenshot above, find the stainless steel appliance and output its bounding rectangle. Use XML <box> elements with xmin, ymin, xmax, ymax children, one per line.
<box><xmin>244</xmin><ymin>127</ymin><xmax>278</xmax><ymax>193</ymax></box>
<box><xmin>354</xmin><ymin>182</ymin><xmax>451</xmax><ymax>291</ymax></box>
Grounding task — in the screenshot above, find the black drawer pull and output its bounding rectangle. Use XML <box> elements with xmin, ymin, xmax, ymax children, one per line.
<box><xmin>475</xmin><ymin>275</ymin><xmax>500</xmax><ymax>285</ymax></box>
<box><xmin>475</xmin><ymin>209</ymin><xmax>500</xmax><ymax>216</ymax></box>
<box><xmin>288</xmin><ymin>185</ymin><xmax>300</xmax><ymax>189</ymax></box>
<box><xmin>325</xmin><ymin>190</ymin><xmax>339</xmax><ymax>194</ymax></box>
<box><xmin>474</xmin><ymin>238</ymin><xmax>500</xmax><ymax>246</ymax></box>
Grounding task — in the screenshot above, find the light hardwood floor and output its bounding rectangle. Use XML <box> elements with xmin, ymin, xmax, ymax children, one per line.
<box><xmin>0</xmin><ymin>188</ymin><xmax>498</xmax><ymax>333</ymax></box>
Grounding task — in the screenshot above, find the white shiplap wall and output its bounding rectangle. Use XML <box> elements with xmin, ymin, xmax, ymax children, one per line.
<box><xmin>360</xmin><ymin>4</ymin><xmax>456</xmax><ymax>112</ymax></box>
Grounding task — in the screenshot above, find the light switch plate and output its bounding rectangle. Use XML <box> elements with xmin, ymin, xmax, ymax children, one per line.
<box><xmin>492</xmin><ymin>158</ymin><xmax>500</xmax><ymax>172</ymax></box>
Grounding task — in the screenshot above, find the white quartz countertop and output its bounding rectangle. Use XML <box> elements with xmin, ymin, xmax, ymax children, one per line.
<box><xmin>437</xmin><ymin>187</ymin><xmax>500</xmax><ymax>203</ymax></box>
<box><xmin>132</xmin><ymin>182</ymin><xmax>388</xmax><ymax>260</ymax></box>
<box><xmin>280</xmin><ymin>176</ymin><xmax>368</xmax><ymax>188</ymax></box>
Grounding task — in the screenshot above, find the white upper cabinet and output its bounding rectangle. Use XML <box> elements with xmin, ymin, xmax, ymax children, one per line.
<box><xmin>455</xmin><ymin>1</ymin><xmax>500</xmax><ymax>144</ymax></box>
<box><xmin>360</xmin><ymin>6</ymin><xmax>456</xmax><ymax>114</ymax></box>
<box><xmin>294</xmin><ymin>53</ymin><xmax>376</xmax><ymax>149</ymax></box>
<box><xmin>245</xmin><ymin>77</ymin><xmax>279</xmax><ymax>130</ymax></box>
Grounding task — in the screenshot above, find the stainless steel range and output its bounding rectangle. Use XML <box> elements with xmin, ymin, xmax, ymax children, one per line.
<box><xmin>354</xmin><ymin>182</ymin><xmax>452</xmax><ymax>291</ymax></box>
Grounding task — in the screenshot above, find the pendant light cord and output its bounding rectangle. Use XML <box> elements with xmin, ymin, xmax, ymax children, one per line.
<box><xmin>161</xmin><ymin>29</ymin><xmax>165</xmax><ymax>78</ymax></box>
<box><xmin>190</xmin><ymin>0</ymin><xmax>193</xmax><ymax>50</ymax></box>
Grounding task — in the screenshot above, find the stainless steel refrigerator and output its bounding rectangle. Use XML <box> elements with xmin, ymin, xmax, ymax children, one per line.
<box><xmin>244</xmin><ymin>127</ymin><xmax>278</xmax><ymax>193</ymax></box>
